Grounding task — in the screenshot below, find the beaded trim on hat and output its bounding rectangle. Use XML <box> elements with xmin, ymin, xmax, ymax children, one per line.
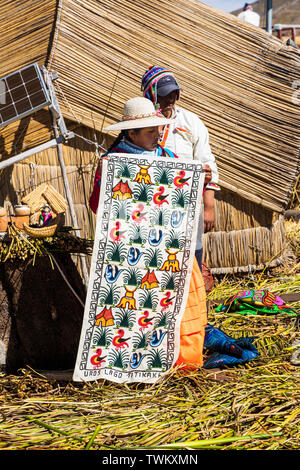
<box><xmin>122</xmin><ymin>109</ymin><xmax>163</xmax><ymax>121</ymax></box>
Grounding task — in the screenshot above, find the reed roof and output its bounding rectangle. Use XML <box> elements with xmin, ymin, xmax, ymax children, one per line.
<box><xmin>1</xmin><ymin>0</ymin><xmax>300</xmax><ymax>212</ymax></box>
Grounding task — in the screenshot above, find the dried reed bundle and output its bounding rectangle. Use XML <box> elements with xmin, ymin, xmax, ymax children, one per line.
<box><xmin>203</xmin><ymin>216</ymin><xmax>286</xmax><ymax>273</ymax></box>
<box><xmin>21</xmin><ymin>182</ymin><xmax>68</xmax><ymax>214</ymax></box>
<box><xmin>0</xmin><ymin>224</ymin><xmax>92</xmax><ymax>262</ymax></box>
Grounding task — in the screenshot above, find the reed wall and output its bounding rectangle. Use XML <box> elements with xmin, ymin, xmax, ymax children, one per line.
<box><xmin>0</xmin><ymin>123</ymin><xmax>286</xmax><ymax>273</ymax></box>
<box><xmin>1</xmin><ymin>0</ymin><xmax>299</xmax><ymax>213</ymax></box>
<box><xmin>0</xmin><ymin>0</ymin><xmax>299</xmax><ymax>273</ymax></box>
<box><xmin>45</xmin><ymin>0</ymin><xmax>300</xmax><ymax>213</ymax></box>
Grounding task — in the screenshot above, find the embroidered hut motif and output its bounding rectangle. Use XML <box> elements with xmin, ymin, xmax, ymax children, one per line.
<box><xmin>95</xmin><ymin>306</ymin><xmax>115</xmax><ymax>327</ymax></box>
<box><xmin>112</xmin><ymin>180</ymin><xmax>133</xmax><ymax>200</ymax></box>
<box><xmin>141</xmin><ymin>270</ymin><xmax>159</xmax><ymax>289</ymax></box>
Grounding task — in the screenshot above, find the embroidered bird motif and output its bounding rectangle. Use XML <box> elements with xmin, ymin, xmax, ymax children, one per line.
<box><xmin>160</xmin><ymin>291</ymin><xmax>176</xmax><ymax>312</ymax></box>
<box><xmin>153</xmin><ymin>186</ymin><xmax>169</xmax><ymax>206</ymax></box>
<box><xmin>130</xmin><ymin>352</ymin><xmax>146</xmax><ymax>369</ymax></box>
<box><xmin>148</xmin><ymin>228</ymin><xmax>163</xmax><ymax>246</ymax></box>
<box><xmin>171</xmin><ymin>210</ymin><xmax>185</xmax><ymax>228</ymax></box>
<box><xmin>150</xmin><ymin>329</ymin><xmax>168</xmax><ymax>347</ymax></box>
<box><xmin>127</xmin><ymin>247</ymin><xmax>143</xmax><ymax>265</ymax></box>
<box><xmin>138</xmin><ymin>310</ymin><xmax>154</xmax><ymax>331</ymax></box>
<box><xmin>132</xmin><ymin>203</ymin><xmax>147</xmax><ymax>224</ymax></box>
<box><xmin>174</xmin><ymin>170</ymin><xmax>191</xmax><ymax>188</ymax></box>
<box><xmin>104</xmin><ymin>264</ymin><xmax>124</xmax><ymax>283</ymax></box>
<box><xmin>90</xmin><ymin>348</ymin><xmax>106</xmax><ymax>368</ymax></box>
<box><xmin>112</xmin><ymin>329</ymin><xmax>130</xmax><ymax>350</ymax></box>
<box><xmin>109</xmin><ymin>221</ymin><xmax>126</xmax><ymax>242</ymax></box>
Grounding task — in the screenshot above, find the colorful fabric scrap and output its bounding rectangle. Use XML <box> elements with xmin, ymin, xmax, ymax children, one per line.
<box><xmin>203</xmin><ymin>348</ymin><xmax>259</xmax><ymax>369</ymax></box>
<box><xmin>216</xmin><ymin>289</ymin><xmax>298</xmax><ymax>316</ymax></box>
<box><xmin>203</xmin><ymin>323</ymin><xmax>259</xmax><ymax>369</ymax></box>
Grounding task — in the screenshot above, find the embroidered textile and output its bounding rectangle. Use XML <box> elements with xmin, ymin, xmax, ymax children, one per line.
<box><xmin>73</xmin><ymin>153</ymin><xmax>204</xmax><ymax>383</ymax></box>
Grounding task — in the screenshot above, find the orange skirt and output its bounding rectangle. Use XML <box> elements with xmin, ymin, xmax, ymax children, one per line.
<box><xmin>175</xmin><ymin>257</ymin><xmax>207</xmax><ymax>369</ymax></box>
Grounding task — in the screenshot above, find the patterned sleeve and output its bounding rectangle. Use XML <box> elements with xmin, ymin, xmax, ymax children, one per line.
<box><xmin>206</xmin><ymin>182</ymin><xmax>221</xmax><ymax>191</ymax></box>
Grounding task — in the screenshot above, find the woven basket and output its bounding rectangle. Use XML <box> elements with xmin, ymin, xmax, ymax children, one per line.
<box><xmin>23</xmin><ymin>223</ymin><xmax>58</xmax><ymax>238</ymax></box>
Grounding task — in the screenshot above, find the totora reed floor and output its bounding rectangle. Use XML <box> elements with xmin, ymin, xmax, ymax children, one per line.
<box><xmin>0</xmin><ymin>219</ymin><xmax>299</xmax><ymax>451</ymax></box>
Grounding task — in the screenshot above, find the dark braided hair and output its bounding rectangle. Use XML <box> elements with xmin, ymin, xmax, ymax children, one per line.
<box><xmin>106</xmin><ymin>129</ymin><xmax>141</xmax><ymax>153</ymax></box>
<box><xmin>106</xmin><ymin>130</ymin><xmax>126</xmax><ymax>153</ymax></box>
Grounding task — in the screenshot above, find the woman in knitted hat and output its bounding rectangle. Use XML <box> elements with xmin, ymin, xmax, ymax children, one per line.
<box><xmin>141</xmin><ymin>66</ymin><xmax>220</xmax><ymax>272</ymax></box>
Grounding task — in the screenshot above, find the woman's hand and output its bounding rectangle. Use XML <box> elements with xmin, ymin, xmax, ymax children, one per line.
<box><xmin>203</xmin><ymin>205</ymin><xmax>215</xmax><ymax>232</ymax></box>
<box><xmin>98</xmin><ymin>155</ymin><xmax>109</xmax><ymax>175</ymax></box>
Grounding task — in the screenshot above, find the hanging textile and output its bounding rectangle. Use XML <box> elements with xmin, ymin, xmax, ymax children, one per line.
<box><xmin>73</xmin><ymin>153</ymin><xmax>204</xmax><ymax>383</ymax></box>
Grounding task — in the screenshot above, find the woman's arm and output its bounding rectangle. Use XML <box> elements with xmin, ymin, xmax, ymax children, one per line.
<box><xmin>203</xmin><ymin>189</ymin><xmax>215</xmax><ymax>233</ymax></box>
<box><xmin>89</xmin><ymin>157</ymin><xmax>108</xmax><ymax>214</ymax></box>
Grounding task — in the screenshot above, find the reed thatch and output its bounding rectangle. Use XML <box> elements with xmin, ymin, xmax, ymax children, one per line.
<box><xmin>1</xmin><ymin>0</ymin><xmax>300</xmax><ymax>210</ymax></box>
<box><xmin>1</xmin><ymin>0</ymin><xmax>300</xmax><ymax>273</ymax></box>
<box><xmin>46</xmin><ymin>0</ymin><xmax>300</xmax><ymax>213</ymax></box>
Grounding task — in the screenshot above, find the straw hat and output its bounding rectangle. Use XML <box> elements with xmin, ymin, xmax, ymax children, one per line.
<box><xmin>104</xmin><ymin>97</ymin><xmax>174</xmax><ymax>131</ymax></box>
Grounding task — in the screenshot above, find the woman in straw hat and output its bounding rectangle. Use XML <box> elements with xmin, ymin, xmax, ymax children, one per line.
<box><xmin>90</xmin><ymin>96</ymin><xmax>208</xmax><ymax>369</ymax></box>
<box><xmin>89</xmin><ymin>97</ymin><xmax>259</xmax><ymax>370</ymax></box>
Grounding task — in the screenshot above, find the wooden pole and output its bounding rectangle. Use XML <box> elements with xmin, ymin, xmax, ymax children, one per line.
<box><xmin>0</xmin><ymin>138</ymin><xmax>62</xmax><ymax>170</ymax></box>
<box><xmin>43</xmin><ymin>68</ymin><xmax>89</xmax><ymax>289</ymax></box>
<box><xmin>51</xmin><ymin>115</ymin><xmax>89</xmax><ymax>289</ymax></box>
<box><xmin>266</xmin><ymin>0</ymin><xmax>273</xmax><ymax>34</ymax></box>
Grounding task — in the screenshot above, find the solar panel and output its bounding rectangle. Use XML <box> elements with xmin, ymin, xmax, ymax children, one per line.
<box><xmin>0</xmin><ymin>63</ymin><xmax>51</xmax><ymax>128</ymax></box>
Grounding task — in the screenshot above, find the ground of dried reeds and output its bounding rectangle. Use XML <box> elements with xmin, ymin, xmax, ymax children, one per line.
<box><xmin>0</xmin><ymin>221</ymin><xmax>299</xmax><ymax>451</ymax></box>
